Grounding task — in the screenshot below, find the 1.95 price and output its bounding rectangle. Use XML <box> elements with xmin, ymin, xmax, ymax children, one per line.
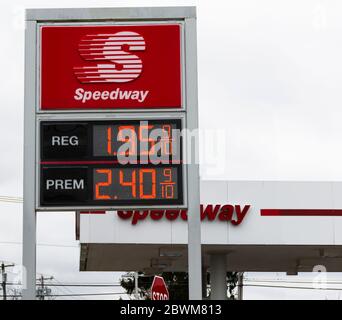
<box><xmin>93</xmin><ymin>122</ymin><xmax>181</xmax><ymax>161</ymax></box>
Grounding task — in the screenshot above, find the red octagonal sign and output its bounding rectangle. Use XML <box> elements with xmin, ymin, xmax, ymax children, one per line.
<box><xmin>151</xmin><ymin>276</ymin><xmax>169</xmax><ymax>300</ymax></box>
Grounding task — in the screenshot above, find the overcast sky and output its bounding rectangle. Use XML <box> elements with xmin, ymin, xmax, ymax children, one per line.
<box><xmin>1</xmin><ymin>0</ymin><xmax>342</xmax><ymax>299</ymax></box>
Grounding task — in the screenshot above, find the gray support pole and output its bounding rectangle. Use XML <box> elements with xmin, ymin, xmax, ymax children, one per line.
<box><xmin>202</xmin><ymin>265</ymin><xmax>207</xmax><ymax>299</ymax></box>
<box><xmin>185</xmin><ymin>15</ymin><xmax>202</xmax><ymax>300</ymax></box>
<box><xmin>210</xmin><ymin>254</ymin><xmax>227</xmax><ymax>300</ymax></box>
<box><xmin>22</xmin><ymin>19</ymin><xmax>37</xmax><ymax>300</ymax></box>
<box><xmin>237</xmin><ymin>272</ymin><xmax>244</xmax><ymax>300</ymax></box>
<box><xmin>134</xmin><ymin>272</ymin><xmax>139</xmax><ymax>299</ymax></box>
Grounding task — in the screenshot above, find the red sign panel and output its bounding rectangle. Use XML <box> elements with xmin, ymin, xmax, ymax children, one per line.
<box><xmin>151</xmin><ymin>276</ymin><xmax>169</xmax><ymax>300</ymax></box>
<box><xmin>40</xmin><ymin>24</ymin><xmax>182</xmax><ymax>110</ymax></box>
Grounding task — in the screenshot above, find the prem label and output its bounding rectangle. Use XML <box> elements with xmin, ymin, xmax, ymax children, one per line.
<box><xmin>40</xmin><ymin>167</ymin><xmax>88</xmax><ymax>206</ymax></box>
<box><xmin>46</xmin><ymin>179</ymin><xmax>84</xmax><ymax>190</ymax></box>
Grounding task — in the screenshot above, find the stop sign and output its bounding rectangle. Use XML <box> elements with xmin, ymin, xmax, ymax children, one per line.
<box><xmin>151</xmin><ymin>276</ymin><xmax>169</xmax><ymax>300</ymax></box>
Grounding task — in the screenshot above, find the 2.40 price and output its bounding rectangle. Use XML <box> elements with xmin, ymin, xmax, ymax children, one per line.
<box><xmin>94</xmin><ymin>167</ymin><xmax>178</xmax><ymax>201</ymax></box>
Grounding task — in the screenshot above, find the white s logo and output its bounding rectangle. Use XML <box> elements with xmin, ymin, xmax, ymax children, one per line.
<box><xmin>74</xmin><ymin>31</ymin><xmax>146</xmax><ymax>83</ymax></box>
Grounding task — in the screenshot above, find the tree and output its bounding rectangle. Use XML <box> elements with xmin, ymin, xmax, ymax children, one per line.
<box><xmin>120</xmin><ymin>272</ymin><xmax>153</xmax><ymax>299</ymax></box>
<box><xmin>226</xmin><ymin>272</ymin><xmax>239</xmax><ymax>299</ymax></box>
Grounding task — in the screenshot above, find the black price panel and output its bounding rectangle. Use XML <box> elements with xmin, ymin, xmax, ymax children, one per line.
<box><xmin>39</xmin><ymin>120</ymin><xmax>183</xmax><ymax>207</ymax></box>
<box><xmin>93</xmin><ymin>167</ymin><xmax>179</xmax><ymax>201</ymax></box>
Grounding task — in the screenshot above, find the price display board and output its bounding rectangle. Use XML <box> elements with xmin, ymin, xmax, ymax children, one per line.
<box><xmin>39</xmin><ymin>119</ymin><xmax>184</xmax><ymax>207</ymax></box>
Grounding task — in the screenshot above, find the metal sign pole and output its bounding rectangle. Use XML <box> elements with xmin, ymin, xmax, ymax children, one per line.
<box><xmin>22</xmin><ymin>19</ymin><xmax>37</xmax><ymax>300</ymax></box>
<box><xmin>185</xmin><ymin>16</ymin><xmax>202</xmax><ymax>300</ymax></box>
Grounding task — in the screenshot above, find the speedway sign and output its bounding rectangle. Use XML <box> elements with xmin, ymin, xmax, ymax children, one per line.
<box><xmin>40</xmin><ymin>24</ymin><xmax>182</xmax><ymax>110</ymax></box>
<box><xmin>33</xmin><ymin>16</ymin><xmax>193</xmax><ymax>211</ymax></box>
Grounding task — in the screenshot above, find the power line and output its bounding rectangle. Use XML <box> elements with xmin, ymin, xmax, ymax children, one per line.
<box><xmin>0</xmin><ymin>241</ymin><xmax>78</xmax><ymax>248</ymax></box>
<box><xmin>36</xmin><ymin>283</ymin><xmax>122</xmax><ymax>287</ymax></box>
<box><xmin>6</xmin><ymin>279</ymin><xmax>342</xmax><ymax>288</ymax></box>
<box><xmin>2</xmin><ymin>283</ymin><xmax>342</xmax><ymax>298</ymax></box>
<box><xmin>66</xmin><ymin>284</ymin><xmax>121</xmax><ymax>287</ymax></box>
<box><xmin>49</xmin><ymin>285</ymin><xmax>68</xmax><ymax>301</ymax></box>
<box><xmin>3</xmin><ymin>281</ymin><xmax>342</xmax><ymax>298</ymax></box>
<box><xmin>49</xmin><ymin>278</ymin><xmax>81</xmax><ymax>301</ymax></box>
<box><xmin>245</xmin><ymin>278</ymin><xmax>342</xmax><ymax>285</ymax></box>
<box><xmin>0</xmin><ymin>196</ymin><xmax>22</xmax><ymax>199</ymax></box>
<box><xmin>244</xmin><ymin>284</ymin><xmax>342</xmax><ymax>291</ymax></box>
<box><xmin>5</xmin><ymin>282</ymin><xmax>122</xmax><ymax>287</ymax></box>
<box><xmin>49</xmin><ymin>292</ymin><xmax>126</xmax><ymax>297</ymax></box>
<box><xmin>0</xmin><ymin>292</ymin><xmax>127</xmax><ymax>298</ymax></box>
<box><xmin>0</xmin><ymin>196</ymin><xmax>23</xmax><ymax>203</ymax></box>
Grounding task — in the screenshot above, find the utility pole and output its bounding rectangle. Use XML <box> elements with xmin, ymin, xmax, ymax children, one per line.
<box><xmin>1</xmin><ymin>263</ymin><xmax>6</xmax><ymax>301</ymax></box>
<box><xmin>202</xmin><ymin>265</ymin><xmax>208</xmax><ymax>299</ymax></box>
<box><xmin>37</xmin><ymin>275</ymin><xmax>53</xmax><ymax>300</ymax></box>
<box><xmin>1</xmin><ymin>262</ymin><xmax>14</xmax><ymax>301</ymax></box>
<box><xmin>39</xmin><ymin>275</ymin><xmax>44</xmax><ymax>301</ymax></box>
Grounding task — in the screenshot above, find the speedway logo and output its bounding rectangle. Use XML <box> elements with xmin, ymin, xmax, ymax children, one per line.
<box><xmin>73</xmin><ymin>31</ymin><xmax>146</xmax><ymax>84</ymax></box>
<box><xmin>40</xmin><ymin>24</ymin><xmax>181</xmax><ymax>110</ymax></box>
<box><xmin>74</xmin><ymin>88</ymin><xmax>149</xmax><ymax>103</ymax></box>
<box><xmin>117</xmin><ymin>204</ymin><xmax>251</xmax><ymax>226</ymax></box>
